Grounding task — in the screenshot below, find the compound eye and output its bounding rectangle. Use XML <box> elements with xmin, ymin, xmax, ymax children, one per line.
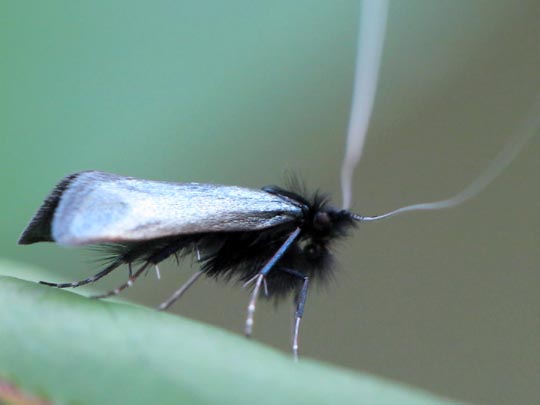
<box><xmin>313</xmin><ymin>211</ymin><xmax>330</xmax><ymax>230</ymax></box>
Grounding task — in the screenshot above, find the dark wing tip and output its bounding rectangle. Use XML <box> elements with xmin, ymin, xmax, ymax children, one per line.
<box><xmin>18</xmin><ymin>172</ymin><xmax>87</xmax><ymax>245</ymax></box>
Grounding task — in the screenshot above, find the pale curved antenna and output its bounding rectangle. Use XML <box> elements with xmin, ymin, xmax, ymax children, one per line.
<box><xmin>340</xmin><ymin>0</ymin><xmax>389</xmax><ymax>210</ymax></box>
<box><xmin>352</xmin><ymin>102</ymin><xmax>540</xmax><ymax>222</ymax></box>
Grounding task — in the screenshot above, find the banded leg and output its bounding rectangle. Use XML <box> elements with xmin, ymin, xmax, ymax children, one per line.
<box><xmin>91</xmin><ymin>261</ymin><xmax>151</xmax><ymax>299</ymax></box>
<box><xmin>92</xmin><ymin>241</ymin><xmax>180</xmax><ymax>299</ymax></box>
<box><xmin>281</xmin><ymin>268</ymin><xmax>309</xmax><ymax>360</ymax></box>
<box><xmin>243</xmin><ymin>228</ymin><xmax>301</xmax><ymax>338</ymax></box>
<box><xmin>157</xmin><ymin>270</ymin><xmax>204</xmax><ymax>311</ymax></box>
<box><xmin>39</xmin><ymin>260</ymin><xmax>123</xmax><ymax>289</ymax></box>
<box><xmin>244</xmin><ymin>273</ymin><xmax>264</xmax><ymax>337</ymax></box>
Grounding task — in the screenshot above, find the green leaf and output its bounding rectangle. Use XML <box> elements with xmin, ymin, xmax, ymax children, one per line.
<box><xmin>0</xmin><ymin>260</ymin><xmax>458</xmax><ymax>405</ymax></box>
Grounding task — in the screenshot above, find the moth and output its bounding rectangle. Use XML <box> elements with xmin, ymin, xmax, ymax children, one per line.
<box><xmin>18</xmin><ymin>170</ymin><xmax>381</xmax><ymax>356</ymax></box>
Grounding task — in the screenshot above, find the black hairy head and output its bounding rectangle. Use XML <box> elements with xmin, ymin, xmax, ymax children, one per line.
<box><xmin>263</xmin><ymin>184</ymin><xmax>355</xmax><ymax>277</ymax></box>
<box><xmin>263</xmin><ymin>184</ymin><xmax>356</xmax><ymax>241</ymax></box>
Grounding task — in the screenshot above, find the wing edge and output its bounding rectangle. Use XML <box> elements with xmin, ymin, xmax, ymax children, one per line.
<box><xmin>18</xmin><ymin>172</ymin><xmax>88</xmax><ymax>245</ymax></box>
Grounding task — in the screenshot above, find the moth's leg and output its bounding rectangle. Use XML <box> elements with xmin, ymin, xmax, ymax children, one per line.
<box><xmin>244</xmin><ymin>227</ymin><xmax>301</xmax><ymax>338</ymax></box>
<box><xmin>157</xmin><ymin>270</ymin><xmax>204</xmax><ymax>311</ymax></box>
<box><xmin>91</xmin><ymin>261</ymin><xmax>151</xmax><ymax>299</ymax></box>
<box><xmin>244</xmin><ymin>273</ymin><xmax>264</xmax><ymax>337</ymax></box>
<box><xmin>143</xmin><ymin>264</ymin><xmax>162</xmax><ymax>279</ymax></box>
<box><xmin>280</xmin><ymin>268</ymin><xmax>309</xmax><ymax>360</ymax></box>
<box><xmin>39</xmin><ymin>260</ymin><xmax>123</xmax><ymax>289</ymax></box>
<box><xmin>91</xmin><ymin>242</ymin><xmax>180</xmax><ymax>299</ymax></box>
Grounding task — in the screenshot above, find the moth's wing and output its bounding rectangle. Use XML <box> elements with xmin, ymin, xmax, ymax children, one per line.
<box><xmin>19</xmin><ymin>171</ymin><xmax>303</xmax><ymax>247</ymax></box>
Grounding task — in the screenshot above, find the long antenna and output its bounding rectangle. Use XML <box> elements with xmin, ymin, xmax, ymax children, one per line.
<box><xmin>352</xmin><ymin>102</ymin><xmax>540</xmax><ymax>222</ymax></box>
<box><xmin>340</xmin><ymin>0</ymin><xmax>389</xmax><ymax>210</ymax></box>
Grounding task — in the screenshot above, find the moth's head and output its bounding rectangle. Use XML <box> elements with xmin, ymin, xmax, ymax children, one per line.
<box><xmin>311</xmin><ymin>206</ymin><xmax>357</xmax><ymax>238</ymax></box>
<box><xmin>262</xmin><ymin>184</ymin><xmax>357</xmax><ymax>239</ymax></box>
<box><xmin>297</xmin><ymin>204</ymin><xmax>356</xmax><ymax>264</ymax></box>
<box><xmin>299</xmin><ymin>189</ymin><xmax>356</xmax><ymax>241</ymax></box>
<box><xmin>263</xmin><ymin>184</ymin><xmax>357</xmax><ymax>266</ymax></box>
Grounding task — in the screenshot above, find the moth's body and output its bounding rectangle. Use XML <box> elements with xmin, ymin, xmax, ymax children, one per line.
<box><xmin>19</xmin><ymin>171</ymin><xmax>357</xmax><ymax>354</ymax></box>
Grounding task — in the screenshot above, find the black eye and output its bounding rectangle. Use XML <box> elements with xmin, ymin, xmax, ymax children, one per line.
<box><xmin>313</xmin><ymin>212</ymin><xmax>330</xmax><ymax>230</ymax></box>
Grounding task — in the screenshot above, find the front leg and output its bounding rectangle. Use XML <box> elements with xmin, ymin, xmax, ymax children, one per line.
<box><xmin>243</xmin><ymin>228</ymin><xmax>301</xmax><ymax>337</ymax></box>
<box><xmin>280</xmin><ymin>268</ymin><xmax>309</xmax><ymax>360</ymax></box>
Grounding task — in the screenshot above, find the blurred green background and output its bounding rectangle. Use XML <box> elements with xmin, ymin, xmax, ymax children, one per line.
<box><xmin>1</xmin><ymin>1</ymin><xmax>539</xmax><ymax>404</ymax></box>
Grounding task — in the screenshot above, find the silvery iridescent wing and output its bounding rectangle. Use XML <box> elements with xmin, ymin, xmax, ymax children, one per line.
<box><xmin>18</xmin><ymin>171</ymin><xmax>303</xmax><ymax>247</ymax></box>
